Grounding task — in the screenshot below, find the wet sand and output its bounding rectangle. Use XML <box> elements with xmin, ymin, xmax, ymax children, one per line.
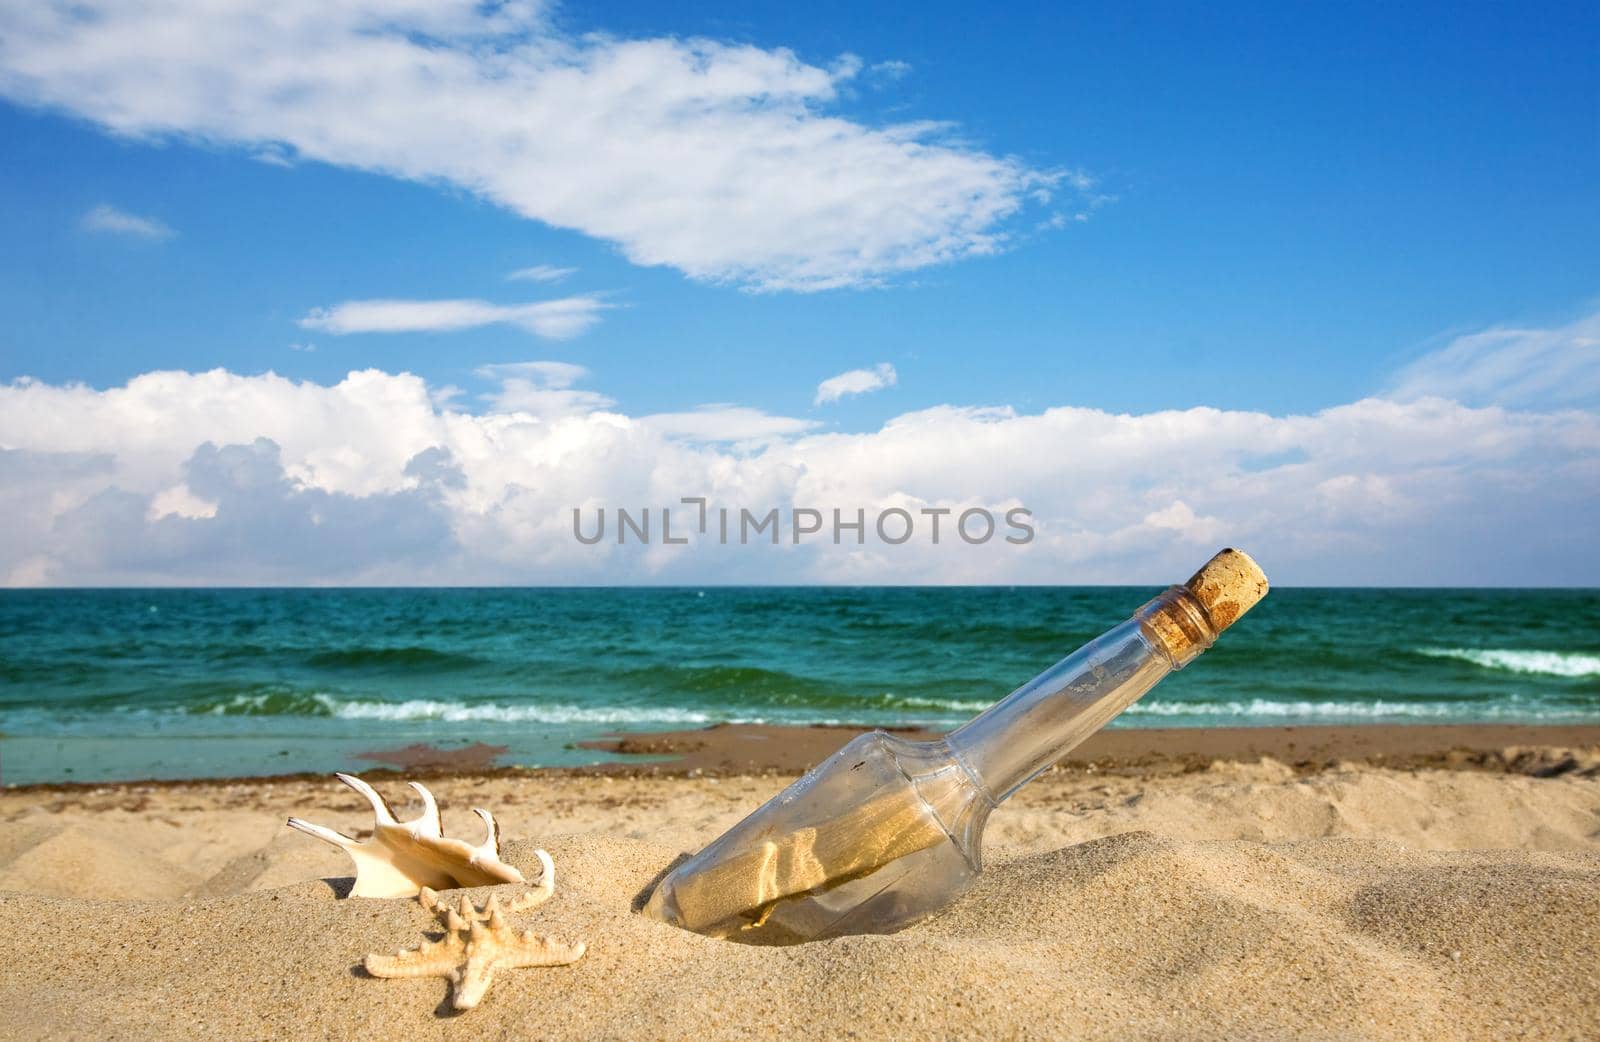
<box><xmin>578</xmin><ymin>721</ymin><xmax>1600</xmax><ymax>776</ymax></box>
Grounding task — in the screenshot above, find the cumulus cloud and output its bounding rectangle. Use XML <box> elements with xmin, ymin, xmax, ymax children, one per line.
<box><xmin>300</xmin><ymin>297</ymin><xmax>608</xmax><ymax>339</ymax></box>
<box><xmin>80</xmin><ymin>204</ymin><xmax>174</xmax><ymax>240</ymax></box>
<box><xmin>0</xmin><ymin>1</ymin><xmax>1062</xmax><ymax>291</ymax></box>
<box><xmin>507</xmin><ymin>265</ymin><xmax>577</xmax><ymax>284</ymax></box>
<box><xmin>815</xmin><ymin>363</ymin><xmax>898</xmax><ymax>405</ymax></box>
<box><xmin>46</xmin><ymin>438</ymin><xmax>460</xmax><ymax>584</ymax></box>
<box><xmin>1</xmin><ymin>310</ymin><xmax>1597</xmax><ymax>586</ymax></box>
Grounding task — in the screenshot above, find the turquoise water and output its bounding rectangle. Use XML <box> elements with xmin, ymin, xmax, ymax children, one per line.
<box><xmin>1</xmin><ymin>587</ymin><xmax>1597</xmax><ymax>784</ymax></box>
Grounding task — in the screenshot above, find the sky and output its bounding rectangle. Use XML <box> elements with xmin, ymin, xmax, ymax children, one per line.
<box><xmin>0</xmin><ymin>0</ymin><xmax>1596</xmax><ymax>586</ymax></box>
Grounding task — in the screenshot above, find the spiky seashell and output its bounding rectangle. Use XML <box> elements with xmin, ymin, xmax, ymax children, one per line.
<box><xmin>365</xmin><ymin>872</ymin><xmax>586</xmax><ymax>1011</ymax></box>
<box><xmin>286</xmin><ymin>773</ymin><xmax>525</xmax><ymax>898</ymax></box>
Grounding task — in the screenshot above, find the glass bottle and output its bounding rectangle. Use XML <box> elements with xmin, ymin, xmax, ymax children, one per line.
<box><xmin>643</xmin><ymin>549</ymin><xmax>1268</xmax><ymax>945</ymax></box>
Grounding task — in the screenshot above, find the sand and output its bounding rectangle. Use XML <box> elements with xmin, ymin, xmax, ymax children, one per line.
<box><xmin>2</xmin><ymin>726</ymin><xmax>1598</xmax><ymax>1040</ymax></box>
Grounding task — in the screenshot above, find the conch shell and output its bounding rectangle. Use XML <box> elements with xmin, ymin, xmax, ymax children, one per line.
<box><xmin>287</xmin><ymin>773</ymin><xmax>524</xmax><ymax>898</ymax></box>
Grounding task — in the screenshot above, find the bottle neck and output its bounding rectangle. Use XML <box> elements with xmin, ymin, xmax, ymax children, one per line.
<box><xmin>947</xmin><ymin>588</ymin><xmax>1217</xmax><ymax>803</ymax></box>
<box><xmin>1133</xmin><ymin>584</ymin><xmax>1218</xmax><ymax>669</ymax></box>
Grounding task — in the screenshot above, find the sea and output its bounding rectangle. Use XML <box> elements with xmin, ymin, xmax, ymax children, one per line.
<box><xmin>1</xmin><ymin>587</ymin><xmax>1597</xmax><ymax>785</ymax></box>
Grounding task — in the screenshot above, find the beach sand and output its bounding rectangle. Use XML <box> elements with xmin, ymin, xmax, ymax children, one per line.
<box><xmin>2</xmin><ymin>725</ymin><xmax>1598</xmax><ymax>1040</ymax></box>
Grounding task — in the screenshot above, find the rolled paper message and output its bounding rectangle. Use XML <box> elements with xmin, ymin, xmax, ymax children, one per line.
<box><xmin>664</xmin><ymin>786</ymin><xmax>950</xmax><ymax>934</ymax></box>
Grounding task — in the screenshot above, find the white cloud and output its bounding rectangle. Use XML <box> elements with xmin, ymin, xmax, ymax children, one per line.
<box><xmin>474</xmin><ymin>361</ymin><xmax>616</xmax><ymax>417</ymax></box>
<box><xmin>0</xmin><ymin>1</ymin><xmax>1064</xmax><ymax>291</ymax></box>
<box><xmin>147</xmin><ymin>482</ymin><xmax>217</xmax><ymax>521</ymax></box>
<box><xmin>299</xmin><ymin>296</ymin><xmax>608</xmax><ymax>339</ymax></box>
<box><xmin>80</xmin><ymin>204</ymin><xmax>174</xmax><ymax>240</ymax></box>
<box><xmin>640</xmin><ymin>405</ymin><xmax>819</xmax><ymax>442</ymax></box>
<box><xmin>867</xmin><ymin>60</ymin><xmax>912</xmax><ymax>81</ymax></box>
<box><xmin>1039</xmin><ymin>212</ymin><xmax>1091</xmax><ymax>231</ymax></box>
<box><xmin>815</xmin><ymin>363</ymin><xmax>898</xmax><ymax>405</ymax></box>
<box><xmin>507</xmin><ymin>265</ymin><xmax>577</xmax><ymax>284</ymax></box>
<box><xmin>1</xmin><ymin>310</ymin><xmax>1597</xmax><ymax>586</ymax></box>
<box><xmin>475</xmin><ymin>361</ymin><xmax>591</xmax><ymax>387</ymax></box>
<box><xmin>1141</xmin><ymin>500</ymin><xmax>1226</xmax><ymax>544</ymax></box>
<box><xmin>1387</xmin><ymin>311</ymin><xmax>1600</xmax><ymax>409</ymax></box>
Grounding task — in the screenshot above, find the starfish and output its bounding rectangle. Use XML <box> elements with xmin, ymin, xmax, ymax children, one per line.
<box><xmin>363</xmin><ymin>853</ymin><xmax>587</xmax><ymax>1011</ymax></box>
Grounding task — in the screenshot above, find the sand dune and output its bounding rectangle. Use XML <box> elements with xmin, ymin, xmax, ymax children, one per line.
<box><xmin>1</xmin><ymin>756</ymin><xmax>1597</xmax><ymax>1039</ymax></box>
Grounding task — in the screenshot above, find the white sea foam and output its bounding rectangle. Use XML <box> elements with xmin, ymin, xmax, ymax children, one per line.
<box><xmin>198</xmin><ymin>692</ymin><xmax>310</xmax><ymax>715</ymax></box>
<box><xmin>322</xmin><ymin>696</ymin><xmax>715</xmax><ymax>725</ymax></box>
<box><xmin>1125</xmin><ymin>696</ymin><xmax>1593</xmax><ymax>720</ymax></box>
<box><xmin>1415</xmin><ymin>648</ymin><xmax>1600</xmax><ymax>678</ymax></box>
<box><xmin>888</xmin><ymin>695</ymin><xmax>993</xmax><ymax>713</ymax></box>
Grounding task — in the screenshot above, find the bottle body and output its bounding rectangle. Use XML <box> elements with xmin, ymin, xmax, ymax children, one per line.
<box><xmin>644</xmin><ymin>556</ymin><xmax>1264</xmax><ymax>946</ymax></box>
<box><xmin>644</xmin><ymin>730</ymin><xmax>990</xmax><ymax>944</ymax></box>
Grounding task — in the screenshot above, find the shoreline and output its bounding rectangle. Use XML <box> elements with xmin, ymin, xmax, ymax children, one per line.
<box><xmin>6</xmin><ymin>722</ymin><xmax>1598</xmax><ymax>793</ymax></box>
<box><xmin>579</xmin><ymin>721</ymin><xmax>1600</xmax><ymax>776</ymax></box>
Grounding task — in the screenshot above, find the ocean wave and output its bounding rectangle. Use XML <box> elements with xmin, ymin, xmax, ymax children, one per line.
<box><xmin>197</xmin><ymin>691</ymin><xmax>336</xmax><ymax>716</ymax></box>
<box><xmin>1126</xmin><ymin>697</ymin><xmax>1596</xmax><ymax>720</ymax></box>
<box><xmin>1414</xmin><ymin>648</ymin><xmax>1600</xmax><ymax>678</ymax></box>
<box><xmin>177</xmin><ymin>687</ymin><xmax>985</xmax><ymax>725</ymax></box>
<box><xmin>881</xmin><ymin>694</ymin><xmax>993</xmax><ymax>713</ymax></box>
<box><xmin>189</xmin><ymin>691</ymin><xmax>718</xmax><ymax>725</ymax></box>
<box><xmin>323</xmin><ymin>697</ymin><xmax>715</xmax><ymax>725</ymax></box>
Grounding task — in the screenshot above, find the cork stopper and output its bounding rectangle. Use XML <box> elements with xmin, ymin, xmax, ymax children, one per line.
<box><xmin>1135</xmin><ymin>548</ymin><xmax>1270</xmax><ymax>666</ymax></box>
<box><xmin>1183</xmin><ymin>548</ymin><xmax>1269</xmax><ymax>633</ymax></box>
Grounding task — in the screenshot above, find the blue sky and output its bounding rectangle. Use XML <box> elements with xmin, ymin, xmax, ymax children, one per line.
<box><xmin>0</xmin><ymin>0</ymin><xmax>1596</xmax><ymax>585</ymax></box>
<box><xmin>5</xmin><ymin>0</ymin><xmax>1595</xmax><ymax>416</ymax></box>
